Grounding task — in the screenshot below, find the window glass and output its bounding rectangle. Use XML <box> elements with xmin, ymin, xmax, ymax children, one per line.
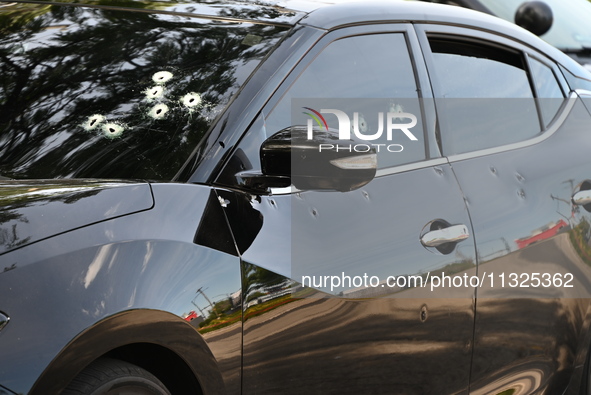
<box><xmin>266</xmin><ymin>33</ymin><xmax>426</xmax><ymax>170</ymax></box>
<box><xmin>0</xmin><ymin>5</ymin><xmax>288</xmax><ymax>180</ymax></box>
<box><xmin>529</xmin><ymin>57</ymin><xmax>565</xmax><ymax>127</ymax></box>
<box><xmin>430</xmin><ymin>39</ymin><xmax>540</xmax><ymax>155</ymax></box>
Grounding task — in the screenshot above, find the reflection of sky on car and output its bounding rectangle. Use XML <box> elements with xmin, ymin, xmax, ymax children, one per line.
<box><xmin>76</xmin><ymin>241</ymin><xmax>242</xmax><ymax>321</ymax></box>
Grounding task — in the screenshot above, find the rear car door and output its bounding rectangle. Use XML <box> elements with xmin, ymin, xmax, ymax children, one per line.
<box><xmin>417</xmin><ymin>23</ymin><xmax>591</xmax><ymax>394</ymax></box>
<box><xmin>215</xmin><ymin>24</ymin><xmax>479</xmax><ymax>394</ymax></box>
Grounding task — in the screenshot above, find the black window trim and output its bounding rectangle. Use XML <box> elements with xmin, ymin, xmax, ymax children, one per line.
<box><xmin>525</xmin><ymin>53</ymin><xmax>570</xmax><ymax>129</ymax></box>
<box><xmin>522</xmin><ymin>53</ymin><xmax>549</xmax><ymax>132</ymax></box>
<box><xmin>526</xmin><ymin>54</ymin><xmax>568</xmax><ymax>98</ymax></box>
<box><xmin>185</xmin><ymin>25</ymin><xmax>324</xmax><ymax>185</ymax></box>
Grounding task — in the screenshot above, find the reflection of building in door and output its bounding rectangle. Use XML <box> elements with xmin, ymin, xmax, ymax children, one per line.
<box><xmin>183</xmin><ymin>310</ymin><xmax>201</xmax><ymax>323</ymax></box>
<box><xmin>515</xmin><ymin>219</ymin><xmax>568</xmax><ymax>249</ymax></box>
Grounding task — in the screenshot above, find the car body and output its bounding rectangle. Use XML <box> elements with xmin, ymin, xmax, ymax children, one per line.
<box><xmin>2</xmin><ymin>0</ymin><xmax>591</xmax><ymax>394</ymax></box>
<box><xmin>419</xmin><ymin>0</ymin><xmax>591</xmax><ymax>70</ymax></box>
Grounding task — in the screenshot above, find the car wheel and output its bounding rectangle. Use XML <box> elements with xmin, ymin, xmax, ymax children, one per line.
<box><xmin>62</xmin><ymin>358</ymin><xmax>171</xmax><ymax>395</ymax></box>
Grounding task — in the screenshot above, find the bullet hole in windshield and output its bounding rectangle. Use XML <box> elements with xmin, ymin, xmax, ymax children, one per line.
<box><xmin>152</xmin><ymin>71</ymin><xmax>173</xmax><ymax>84</ymax></box>
<box><xmin>102</xmin><ymin>123</ymin><xmax>125</xmax><ymax>139</ymax></box>
<box><xmin>351</xmin><ymin>113</ymin><xmax>368</xmax><ymax>133</ymax></box>
<box><xmin>389</xmin><ymin>103</ymin><xmax>406</xmax><ymax>121</ymax></box>
<box><xmin>181</xmin><ymin>92</ymin><xmax>201</xmax><ymax>108</ymax></box>
<box><xmin>80</xmin><ymin>71</ymin><xmax>207</xmax><ymax>140</ymax></box>
<box><xmin>82</xmin><ymin>114</ymin><xmax>105</xmax><ymax>131</ymax></box>
<box><xmin>149</xmin><ymin>103</ymin><xmax>169</xmax><ymax>119</ymax></box>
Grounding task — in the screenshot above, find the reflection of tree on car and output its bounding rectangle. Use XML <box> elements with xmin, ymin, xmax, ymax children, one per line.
<box><xmin>3</xmin><ymin>1</ymin><xmax>591</xmax><ymax>394</ymax></box>
<box><xmin>0</xmin><ymin>2</ymin><xmax>287</xmax><ymax>181</ymax></box>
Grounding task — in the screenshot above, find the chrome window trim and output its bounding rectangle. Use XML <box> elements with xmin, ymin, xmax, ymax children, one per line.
<box><xmin>270</xmin><ymin>157</ymin><xmax>449</xmax><ymax>194</ymax></box>
<box><xmin>575</xmin><ymin>89</ymin><xmax>591</xmax><ymax>97</ymax></box>
<box><xmin>270</xmin><ymin>186</ymin><xmax>301</xmax><ymax>195</ymax></box>
<box><xmin>446</xmin><ymin>92</ymin><xmax>577</xmax><ymax>163</ymax></box>
<box><xmin>272</xmin><ymin>91</ymin><xmax>577</xmax><ymax>193</ymax></box>
<box><xmin>376</xmin><ymin>157</ymin><xmax>448</xmax><ymax>177</ymax></box>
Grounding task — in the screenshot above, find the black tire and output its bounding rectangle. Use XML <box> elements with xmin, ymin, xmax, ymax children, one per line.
<box><xmin>62</xmin><ymin>358</ymin><xmax>171</xmax><ymax>395</ymax></box>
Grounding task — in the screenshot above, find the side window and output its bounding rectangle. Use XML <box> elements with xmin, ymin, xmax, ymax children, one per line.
<box><xmin>217</xmin><ymin>32</ymin><xmax>431</xmax><ymax>190</ymax></box>
<box><xmin>529</xmin><ymin>57</ymin><xmax>566</xmax><ymax>127</ymax></box>
<box><xmin>429</xmin><ymin>38</ymin><xmax>540</xmax><ymax>155</ymax></box>
<box><xmin>266</xmin><ymin>33</ymin><xmax>425</xmax><ymax>170</ymax></box>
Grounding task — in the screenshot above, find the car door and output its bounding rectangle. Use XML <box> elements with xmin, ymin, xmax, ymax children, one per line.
<box><xmin>215</xmin><ymin>24</ymin><xmax>479</xmax><ymax>394</ymax></box>
<box><xmin>417</xmin><ymin>24</ymin><xmax>591</xmax><ymax>394</ymax></box>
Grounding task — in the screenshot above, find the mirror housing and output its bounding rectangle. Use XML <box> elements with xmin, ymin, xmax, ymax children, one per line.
<box><xmin>259</xmin><ymin>126</ymin><xmax>377</xmax><ymax>192</ymax></box>
<box><xmin>515</xmin><ymin>1</ymin><xmax>553</xmax><ymax>36</ymax></box>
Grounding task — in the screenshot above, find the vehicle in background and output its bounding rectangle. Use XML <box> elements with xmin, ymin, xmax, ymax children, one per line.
<box><xmin>421</xmin><ymin>0</ymin><xmax>591</xmax><ymax>70</ymax></box>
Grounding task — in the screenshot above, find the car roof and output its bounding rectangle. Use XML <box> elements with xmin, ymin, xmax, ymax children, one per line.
<box><xmin>6</xmin><ymin>0</ymin><xmax>586</xmax><ymax>76</ymax></box>
<box><xmin>298</xmin><ymin>0</ymin><xmax>585</xmax><ymax>77</ymax></box>
<box><xmin>3</xmin><ymin>0</ymin><xmax>304</xmax><ymax>26</ymax></box>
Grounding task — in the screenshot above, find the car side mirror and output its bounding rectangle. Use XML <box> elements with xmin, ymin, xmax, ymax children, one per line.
<box><xmin>258</xmin><ymin>126</ymin><xmax>377</xmax><ymax>192</ymax></box>
<box><xmin>515</xmin><ymin>1</ymin><xmax>553</xmax><ymax>36</ymax></box>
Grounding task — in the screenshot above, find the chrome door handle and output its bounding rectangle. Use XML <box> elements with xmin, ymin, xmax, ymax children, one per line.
<box><xmin>421</xmin><ymin>224</ymin><xmax>470</xmax><ymax>247</ymax></box>
<box><xmin>573</xmin><ymin>190</ymin><xmax>591</xmax><ymax>206</ymax></box>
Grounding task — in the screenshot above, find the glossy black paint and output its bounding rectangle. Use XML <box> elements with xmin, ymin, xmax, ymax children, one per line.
<box><xmin>2</xmin><ymin>1</ymin><xmax>591</xmax><ymax>395</ymax></box>
<box><xmin>259</xmin><ymin>126</ymin><xmax>377</xmax><ymax>192</ymax></box>
<box><xmin>228</xmin><ymin>165</ymin><xmax>479</xmax><ymax>394</ymax></box>
<box><xmin>0</xmin><ymin>180</ymin><xmax>153</xmax><ymax>255</ymax></box>
<box><xmin>451</xmin><ymin>98</ymin><xmax>591</xmax><ymax>394</ymax></box>
<box><xmin>0</xmin><ymin>183</ymin><xmax>242</xmax><ymax>394</ymax></box>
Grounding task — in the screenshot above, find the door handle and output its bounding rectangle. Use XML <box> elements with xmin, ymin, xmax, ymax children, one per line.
<box><xmin>573</xmin><ymin>190</ymin><xmax>591</xmax><ymax>206</ymax></box>
<box><xmin>421</xmin><ymin>224</ymin><xmax>470</xmax><ymax>248</ymax></box>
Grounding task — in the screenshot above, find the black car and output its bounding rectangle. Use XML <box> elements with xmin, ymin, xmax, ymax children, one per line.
<box><xmin>2</xmin><ymin>0</ymin><xmax>591</xmax><ymax>394</ymax></box>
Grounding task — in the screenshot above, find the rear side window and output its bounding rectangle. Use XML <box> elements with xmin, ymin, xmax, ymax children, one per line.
<box><xmin>429</xmin><ymin>38</ymin><xmax>540</xmax><ymax>155</ymax></box>
<box><xmin>0</xmin><ymin>4</ymin><xmax>288</xmax><ymax>180</ymax></box>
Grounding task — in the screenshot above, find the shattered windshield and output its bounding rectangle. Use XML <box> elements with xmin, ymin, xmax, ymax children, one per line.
<box><xmin>0</xmin><ymin>3</ymin><xmax>289</xmax><ymax>180</ymax></box>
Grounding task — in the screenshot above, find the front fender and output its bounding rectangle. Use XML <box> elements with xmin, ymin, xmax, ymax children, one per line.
<box><xmin>0</xmin><ymin>183</ymin><xmax>242</xmax><ymax>395</ymax></box>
